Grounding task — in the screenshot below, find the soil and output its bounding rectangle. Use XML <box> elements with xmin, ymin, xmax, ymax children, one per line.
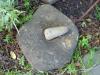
<box><xmin>0</xmin><ymin>0</ymin><xmax>100</xmax><ymax>74</ymax></box>
<box><xmin>0</xmin><ymin>30</ymin><xmax>20</xmax><ymax>70</ymax></box>
<box><xmin>53</xmin><ymin>0</ymin><xmax>95</xmax><ymax>19</ymax></box>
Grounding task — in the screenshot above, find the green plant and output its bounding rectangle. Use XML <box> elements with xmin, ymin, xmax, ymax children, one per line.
<box><xmin>61</xmin><ymin>62</ymin><xmax>77</xmax><ymax>75</ymax></box>
<box><xmin>5</xmin><ymin>70</ymin><xmax>16</xmax><ymax>75</ymax></box>
<box><xmin>96</xmin><ymin>4</ymin><xmax>100</xmax><ymax>20</ymax></box>
<box><xmin>19</xmin><ymin>12</ymin><xmax>33</xmax><ymax>24</ymax></box>
<box><xmin>67</xmin><ymin>63</ymin><xmax>77</xmax><ymax>75</ymax></box>
<box><xmin>24</xmin><ymin>70</ymin><xmax>32</xmax><ymax>75</ymax></box>
<box><xmin>3</xmin><ymin>34</ymin><xmax>13</xmax><ymax>44</ymax></box>
<box><xmin>84</xmin><ymin>47</ymin><xmax>97</xmax><ymax>69</ymax></box>
<box><xmin>18</xmin><ymin>0</ymin><xmax>33</xmax><ymax>24</ymax></box>
<box><xmin>24</xmin><ymin>0</ymin><xmax>30</xmax><ymax>10</ymax></box>
<box><xmin>19</xmin><ymin>56</ymin><xmax>25</xmax><ymax>66</ymax></box>
<box><xmin>5</xmin><ymin>70</ymin><xmax>23</xmax><ymax>75</ymax></box>
<box><xmin>35</xmin><ymin>71</ymin><xmax>49</xmax><ymax>75</ymax></box>
<box><xmin>5</xmin><ymin>70</ymin><xmax>32</xmax><ymax>75</ymax></box>
<box><xmin>5</xmin><ymin>55</ymin><xmax>32</xmax><ymax>75</ymax></box>
<box><xmin>86</xmin><ymin>48</ymin><xmax>95</xmax><ymax>68</ymax></box>
<box><xmin>73</xmin><ymin>49</ymin><xmax>84</xmax><ymax>67</ymax></box>
<box><xmin>0</xmin><ymin>0</ymin><xmax>22</xmax><ymax>32</ymax></box>
<box><xmin>19</xmin><ymin>55</ymin><xmax>32</xmax><ymax>70</ymax></box>
<box><xmin>79</xmin><ymin>36</ymin><xmax>89</xmax><ymax>48</ymax></box>
<box><xmin>78</xmin><ymin>36</ymin><xmax>96</xmax><ymax>68</ymax></box>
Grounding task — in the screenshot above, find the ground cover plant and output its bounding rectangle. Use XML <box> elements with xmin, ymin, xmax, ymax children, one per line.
<box><xmin>96</xmin><ymin>4</ymin><xmax>100</xmax><ymax>20</ymax></box>
<box><xmin>0</xmin><ymin>0</ymin><xmax>22</xmax><ymax>32</ymax></box>
<box><xmin>0</xmin><ymin>0</ymin><xmax>100</xmax><ymax>75</ymax></box>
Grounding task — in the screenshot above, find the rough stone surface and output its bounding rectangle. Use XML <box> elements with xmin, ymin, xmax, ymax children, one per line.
<box><xmin>41</xmin><ymin>0</ymin><xmax>58</xmax><ymax>4</ymax></box>
<box><xmin>17</xmin><ymin>4</ymin><xmax>79</xmax><ymax>71</ymax></box>
<box><xmin>83</xmin><ymin>49</ymin><xmax>100</xmax><ymax>68</ymax></box>
<box><xmin>82</xmin><ymin>48</ymin><xmax>100</xmax><ymax>75</ymax></box>
<box><xmin>83</xmin><ymin>65</ymin><xmax>100</xmax><ymax>75</ymax></box>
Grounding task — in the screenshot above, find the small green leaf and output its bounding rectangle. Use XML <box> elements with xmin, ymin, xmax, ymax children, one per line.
<box><xmin>3</xmin><ymin>34</ymin><xmax>12</xmax><ymax>44</ymax></box>
<box><xmin>19</xmin><ymin>56</ymin><xmax>25</xmax><ymax>66</ymax></box>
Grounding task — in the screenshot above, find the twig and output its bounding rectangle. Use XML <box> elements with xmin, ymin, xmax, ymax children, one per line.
<box><xmin>13</xmin><ymin>21</ymin><xmax>19</xmax><ymax>34</ymax></box>
<box><xmin>75</xmin><ymin>0</ymin><xmax>100</xmax><ymax>23</ymax></box>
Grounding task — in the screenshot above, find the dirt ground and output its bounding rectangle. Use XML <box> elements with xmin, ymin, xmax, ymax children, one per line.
<box><xmin>54</xmin><ymin>0</ymin><xmax>95</xmax><ymax>19</ymax></box>
<box><xmin>0</xmin><ymin>0</ymin><xmax>99</xmax><ymax>74</ymax></box>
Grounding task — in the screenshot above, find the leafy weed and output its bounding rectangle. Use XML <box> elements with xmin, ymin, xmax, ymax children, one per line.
<box><xmin>0</xmin><ymin>0</ymin><xmax>22</xmax><ymax>32</ymax></box>
<box><xmin>96</xmin><ymin>4</ymin><xmax>100</xmax><ymax>20</ymax></box>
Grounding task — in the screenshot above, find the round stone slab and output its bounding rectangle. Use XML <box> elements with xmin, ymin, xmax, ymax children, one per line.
<box><xmin>17</xmin><ymin>4</ymin><xmax>79</xmax><ymax>71</ymax></box>
<box><xmin>41</xmin><ymin>0</ymin><xmax>58</xmax><ymax>4</ymax></box>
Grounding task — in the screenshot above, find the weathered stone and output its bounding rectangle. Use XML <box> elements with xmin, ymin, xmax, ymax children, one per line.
<box><xmin>17</xmin><ymin>4</ymin><xmax>79</xmax><ymax>71</ymax></box>
<box><xmin>82</xmin><ymin>48</ymin><xmax>100</xmax><ymax>75</ymax></box>
<box><xmin>82</xmin><ymin>65</ymin><xmax>100</xmax><ymax>75</ymax></box>
<box><xmin>89</xmin><ymin>65</ymin><xmax>100</xmax><ymax>75</ymax></box>
<box><xmin>83</xmin><ymin>49</ymin><xmax>100</xmax><ymax>68</ymax></box>
<box><xmin>41</xmin><ymin>0</ymin><xmax>58</xmax><ymax>4</ymax></box>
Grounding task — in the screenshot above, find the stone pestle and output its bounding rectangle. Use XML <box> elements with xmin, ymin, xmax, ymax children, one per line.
<box><xmin>44</xmin><ymin>26</ymin><xmax>69</xmax><ymax>40</ymax></box>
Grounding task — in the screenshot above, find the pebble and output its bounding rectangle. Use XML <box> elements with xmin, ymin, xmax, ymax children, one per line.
<box><xmin>10</xmin><ymin>51</ymin><xmax>16</xmax><ymax>60</ymax></box>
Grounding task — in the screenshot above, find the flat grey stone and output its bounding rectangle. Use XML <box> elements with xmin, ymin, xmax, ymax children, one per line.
<box><xmin>83</xmin><ymin>49</ymin><xmax>100</xmax><ymax>68</ymax></box>
<box><xmin>89</xmin><ymin>65</ymin><xmax>100</xmax><ymax>75</ymax></box>
<box><xmin>82</xmin><ymin>65</ymin><xmax>100</xmax><ymax>75</ymax></box>
<box><xmin>82</xmin><ymin>48</ymin><xmax>100</xmax><ymax>75</ymax></box>
<box><xmin>41</xmin><ymin>0</ymin><xmax>58</xmax><ymax>4</ymax></box>
<box><xmin>17</xmin><ymin>4</ymin><xmax>79</xmax><ymax>71</ymax></box>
